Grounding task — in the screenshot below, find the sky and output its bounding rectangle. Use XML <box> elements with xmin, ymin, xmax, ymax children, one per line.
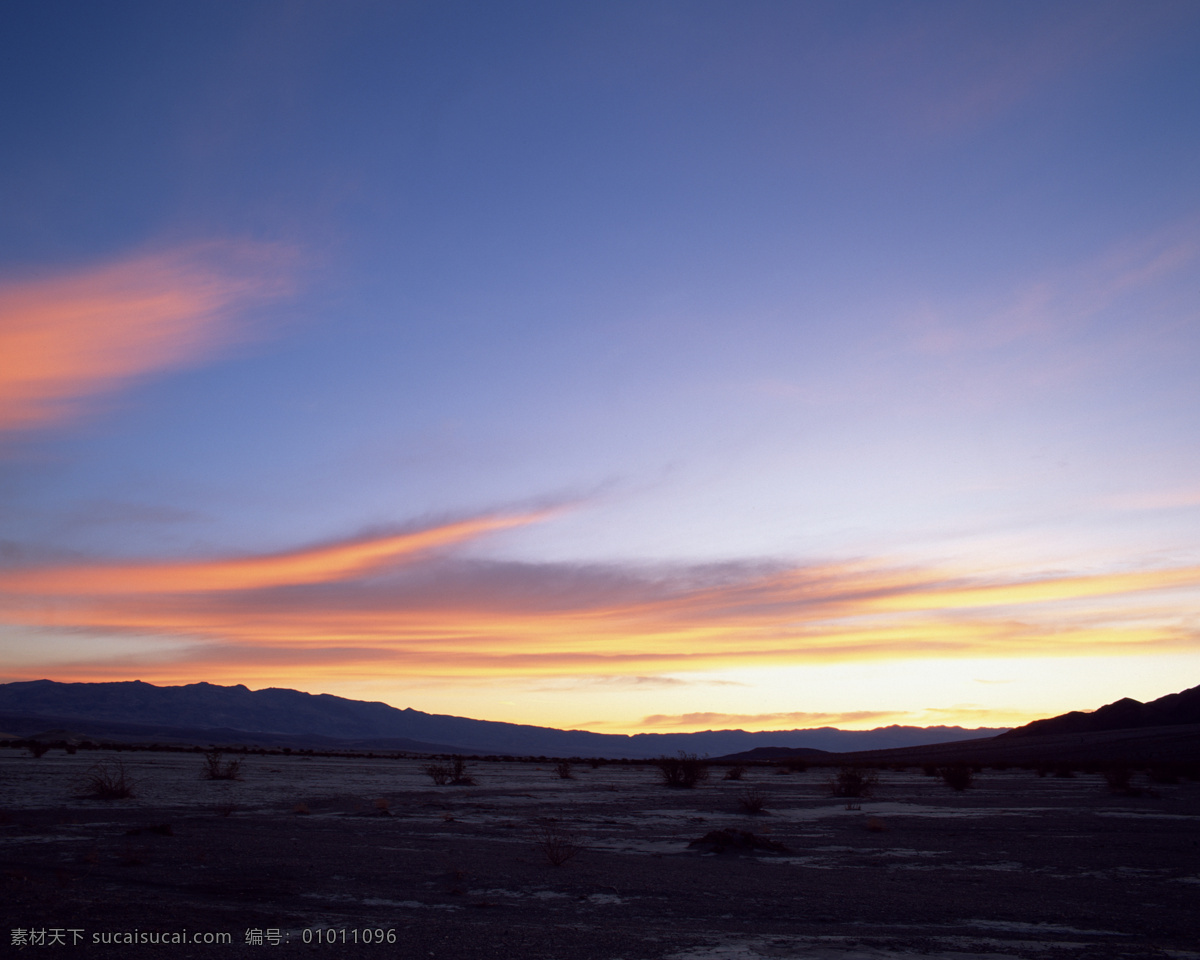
<box><xmin>2</xmin><ymin>0</ymin><xmax>1200</xmax><ymax>735</ymax></box>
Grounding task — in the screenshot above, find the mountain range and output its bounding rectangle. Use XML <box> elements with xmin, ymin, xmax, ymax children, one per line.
<box><xmin>3</xmin><ymin>678</ymin><xmax>1196</xmax><ymax>761</ymax></box>
<box><xmin>999</xmin><ymin>684</ymin><xmax>1200</xmax><ymax>738</ymax></box>
<box><xmin>0</xmin><ymin>678</ymin><xmax>1005</xmax><ymax>758</ymax></box>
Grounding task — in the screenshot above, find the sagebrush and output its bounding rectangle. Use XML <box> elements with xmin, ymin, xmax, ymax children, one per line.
<box><xmin>738</xmin><ymin>787</ymin><xmax>768</xmax><ymax>814</ymax></box>
<box><xmin>423</xmin><ymin>756</ymin><xmax>476</xmax><ymax>785</ymax></box>
<box><xmin>80</xmin><ymin>760</ymin><xmax>137</xmax><ymax>800</ymax></box>
<box><xmin>535</xmin><ymin>817</ymin><xmax>583</xmax><ymax>866</ymax></box>
<box><xmin>827</xmin><ymin>766</ymin><xmax>877</xmax><ymax>798</ymax></box>
<box><xmin>939</xmin><ymin>764</ymin><xmax>973</xmax><ymax>791</ymax></box>
<box><xmin>201</xmin><ymin>751</ymin><xmax>242</xmax><ymax>781</ymax></box>
<box><xmin>655</xmin><ymin>752</ymin><xmax>709</xmax><ymax>788</ymax></box>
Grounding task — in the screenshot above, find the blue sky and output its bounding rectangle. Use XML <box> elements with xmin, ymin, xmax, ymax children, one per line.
<box><xmin>2</xmin><ymin>1</ymin><xmax>1199</xmax><ymax>733</ymax></box>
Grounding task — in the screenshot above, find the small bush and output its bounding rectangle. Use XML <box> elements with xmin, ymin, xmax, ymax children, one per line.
<box><xmin>425</xmin><ymin>757</ymin><xmax>475</xmax><ymax>785</ymax></box>
<box><xmin>1147</xmin><ymin>764</ymin><xmax>1180</xmax><ymax>785</ymax></box>
<box><xmin>201</xmin><ymin>751</ymin><xmax>242</xmax><ymax>781</ymax></box>
<box><xmin>724</xmin><ymin>765</ymin><xmax>747</xmax><ymax>781</ymax></box>
<box><xmin>687</xmin><ymin>829</ymin><xmax>789</xmax><ymax>855</ymax></box>
<box><xmin>738</xmin><ymin>787</ymin><xmax>768</xmax><ymax>814</ymax></box>
<box><xmin>1104</xmin><ymin>766</ymin><xmax>1131</xmax><ymax>791</ymax></box>
<box><xmin>827</xmin><ymin>767</ymin><xmax>877</xmax><ymax>798</ymax></box>
<box><xmin>939</xmin><ymin>764</ymin><xmax>974</xmax><ymax>791</ymax></box>
<box><xmin>554</xmin><ymin>760</ymin><xmax>573</xmax><ymax>780</ymax></box>
<box><xmin>655</xmin><ymin>752</ymin><xmax>709</xmax><ymax>789</ymax></box>
<box><xmin>292</xmin><ymin>803</ymin><xmax>310</xmax><ymax>815</ymax></box>
<box><xmin>535</xmin><ymin>818</ymin><xmax>582</xmax><ymax>866</ymax></box>
<box><xmin>865</xmin><ymin>817</ymin><xmax>886</xmax><ymax>832</ymax></box>
<box><xmin>1053</xmin><ymin>763</ymin><xmax>1075</xmax><ymax>779</ymax></box>
<box><xmin>80</xmin><ymin>760</ymin><xmax>137</xmax><ymax>800</ymax></box>
<box><xmin>27</xmin><ymin>741</ymin><xmax>51</xmax><ymax>758</ymax></box>
<box><xmin>921</xmin><ymin>763</ymin><xmax>938</xmax><ymax>777</ymax></box>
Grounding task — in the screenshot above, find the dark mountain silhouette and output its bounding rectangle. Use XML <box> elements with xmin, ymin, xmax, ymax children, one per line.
<box><xmin>999</xmin><ymin>683</ymin><xmax>1200</xmax><ymax>738</ymax></box>
<box><xmin>715</xmin><ymin>682</ymin><xmax>1200</xmax><ymax>766</ymax></box>
<box><xmin>0</xmin><ymin>679</ymin><xmax>1004</xmax><ymax>758</ymax></box>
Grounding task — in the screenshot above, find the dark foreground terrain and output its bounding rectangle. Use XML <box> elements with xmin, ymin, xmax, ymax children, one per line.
<box><xmin>3</xmin><ymin>750</ymin><xmax>1198</xmax><ymax>959</ymax></box>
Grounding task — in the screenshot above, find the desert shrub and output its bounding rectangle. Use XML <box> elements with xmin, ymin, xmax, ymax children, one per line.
<box><xmin>213</xmin><ymin>801</ymin><xmax>238</xmax><ymax>817</ymax></box>
<box><xmin>738</xmin><ymin>787</ymin><xmax>768</xmax><ymax>814</ymax></box>
<box><xmin>723</xmin><ymin>765</ymin><xmax>747</xmax><ymax>781</ymax></box>
<box><xmin>655</xmin><ymin>752</ymin><xmax>710</xmax><ymax>788</ymax></box>
<box><xmin>27</xmin><ymin>741</ymin><xmax>51</xmax><ymax>758</ymax></box>
<box><xmin>554</xmin><ymin>760</ymin><xmax>574</xmax><ymax>780</ymax></box>
<box><xmin>865</xmin><ymin>817</ymin><xmax>886</xmax><ymax>832</ymax></box>
<box><xmin>534</xmin><ymin>818</ymin><xmax>582</xmax><ymax>866</ymax></box>
<box><xmin>448</xmin><ymin>756</ymin><xmax>476</xmax><ymax>785</ymax></box>
<box><xmin>785</xmin><ymin>761</ymin><xmax>808</xmax><ymax>774</ymax></box>
<box><xmin>1147</xmin><ymin>764</ymin><xmax>1180</xmax><ymax>785</ymax></box>
<box><xmin>1053</xmin><ymin>763</ymin><xmax>1075</xmax><ymax>778</ymax></box>
<box><xmin>939</xmin><ymin>764</ymin><xmax>974</xmax><ymax>791</ymax></box>
<box><xmin>921</xmin><ymin>763</ymin><xmax>938</xmax><ymax>777</ymax></box>
<box><xmin>1103</xmin><ymin>766</ymin><xmax>1138</xmax><ymax>794</ymax></box>
<box><xmin>80</xmin><ymin>760</ymin><xmax>137</xmax><ymax>800</ymax></box>
<box><xmin>426</xmin><ymin>757</ymin><xmax>475</xmax><ymax>785</ymax></box>
<box><xmin>201</xmin><ymin>751</ymin><xmax>242</xmax><ymax>781</ymax></box>
<box><xmin>687</xmin><ymin>829</ymin><xmax>789</xmax><ymax>855</ymax></box>
<box><xmin>827</xmin><ymin>767</ymin><xmax>877</xmax><ymax>798</ymax></box>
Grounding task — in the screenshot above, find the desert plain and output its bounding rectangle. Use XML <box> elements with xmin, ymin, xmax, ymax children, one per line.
<box><xmin>2</xmin><ymin>748</ymin><xmax>1198</xmax><ymax>960</ymax></box>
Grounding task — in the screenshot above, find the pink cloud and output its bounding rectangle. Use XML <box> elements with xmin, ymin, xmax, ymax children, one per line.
<box><xmin>0</xmin><ymin>242</ymin><xmax>293</xmax><ymax>433</ymax></box>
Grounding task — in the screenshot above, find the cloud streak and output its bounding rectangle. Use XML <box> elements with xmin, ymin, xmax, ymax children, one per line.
<box><xmin>1</xmin><ymin>512</ymin><xmax>1198</xmax><ymax>686</ymax></box>
<box><xmin>637</xmin><ymin>710</ymin><xmax>896</xmax><ymax>729</ymax></box>
<box><xmin>0</xmin><ymin>511</ymin><xmax>551</xmax><ymax>595</ymax></box>
<box><xmin>0</xmin><ymin>242</ymin><xmax>292</xmax><ymax>434</ymax></box>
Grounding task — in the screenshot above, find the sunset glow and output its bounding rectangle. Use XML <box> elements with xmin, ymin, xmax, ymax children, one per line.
<box><xmin>2</xmin><ymin>2</ymin><xmax>1199</xmax><ymax>735</ymax></box>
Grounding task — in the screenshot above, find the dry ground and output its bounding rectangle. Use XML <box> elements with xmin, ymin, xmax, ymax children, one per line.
<box><xmin>2</xmin><ymin>750</ymin><xmax>1198</xmax><ymax>959</ymax></box>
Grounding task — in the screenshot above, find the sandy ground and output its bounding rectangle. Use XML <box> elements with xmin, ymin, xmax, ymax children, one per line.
<box><xmin>2</xmin><ymin>750</ymin><xmax>1198</xmax><ymax>959</ymax></box>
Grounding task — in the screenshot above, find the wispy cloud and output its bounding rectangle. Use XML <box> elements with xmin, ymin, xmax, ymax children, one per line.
<box><xmin>906</xmin><ymin>218</ymin><xmax>1200</xmax><ymax>361</ymax></box>
<box><xmin>1</xmin><ymin>511</ymin><xmax>1198</xmax><ymax>685</ymax></box>
<box><xmin>0</xmin><ymin>511</ymin><xmax>550</xmax><ymax>595</ymax></box>
<box><xmin>859</xmin><ymin>3</ymin><xmax>1182</xmax><ymax>140</ymax></box>
<box><xmin>637</xmin><ymin>710</ymin><xmax>896</xmax><ymax>729</ymax></box>
<box><xmin>0</xmin><ymin>242</ymin><xmax>292</xmax><ymax>435</ymax></box>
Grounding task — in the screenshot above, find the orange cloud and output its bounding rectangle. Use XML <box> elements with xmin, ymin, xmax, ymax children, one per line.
<box><xmin>0</xmin><ymin>511</ymin><xmax>551</xmax><ymax>595</ymax></box>
<box><xmin>2</xmin><ymin>520</ymin><xmax>1198</xmax><ymax>687</ymax></box>
<box><xmin>0</xmin><ymin>242</ymin><xmax>291</xmax><ymax>433</ymax></box>
<box><xmin>637</xmin><ymin>710</ymin><xmax>896</xmax><ymax>728</ymax></box>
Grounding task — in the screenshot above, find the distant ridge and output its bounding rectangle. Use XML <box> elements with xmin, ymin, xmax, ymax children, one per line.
<box><xmin>0</xmin><ymin>679</ymin><xmax>1005</xmax><ymax>759</ymax></box>
<box><xmin>999</xmin><ymin>683</ymin><xmax>1200</xmax><ymax>738</ymax></box>
<box><xmin>714</xmin><ymin>683</ymin><xmax>1200</xmax><ymax>766</ymax></box>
